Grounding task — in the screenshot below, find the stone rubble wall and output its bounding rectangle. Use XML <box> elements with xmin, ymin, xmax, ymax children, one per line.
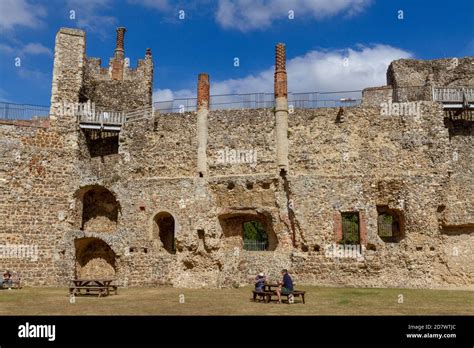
<box><xmin>0</xmin><ymin>27</ymin><xmax>472</xmax><ymax>289</ymax></box>
<box><xmin>0</xmin><ymin>101</ymin><xmax>472</xmax><ymax>289</ymax></box>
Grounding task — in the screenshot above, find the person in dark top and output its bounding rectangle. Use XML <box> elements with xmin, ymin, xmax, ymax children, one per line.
<box><xmin>276</xmin><ymin>269</ymin><xmax>293</xmax><ymax>303</ymax></box>
<box><xmin>254</xmin><ymin>272</ymin><xmax>266</xmax><ymax>292</ymax></box>
<box><xmin>1</xmin><ymin>270</ymin><xmax>12</xmax><ymax>288</ymax></box>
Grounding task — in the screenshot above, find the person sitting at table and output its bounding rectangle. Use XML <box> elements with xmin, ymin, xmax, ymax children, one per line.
<box><xmin>276</xmin><ymin>269</ymin><xmax>293</xmax><ymax>303</ymax></box>
<box><xmin>1</xmin><ymin>270</ymin><xmax>12</xmax><ymax>288</ymax></box>
<box><xmin>254</xmin><ymin>272</ymin><xmax>266</xmax><ymax>292</ymax></box>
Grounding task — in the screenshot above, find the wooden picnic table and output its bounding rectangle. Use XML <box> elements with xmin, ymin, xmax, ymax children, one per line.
<box><xmin>69</xmin><ymin>278</ymin><xmax>117</xmax><ymax>297</ymax></box>
<box><xmin>72</xmin><ymin>278</ymin><xmax>114</xmax><ymax>287</ymax></box>
<box><xmin>252</xmin><ymin>282</ymin><xmax>306</xmax><ymax>304</ymax></box>
<box><xmin>264</xmin><ymin>283</ymin><xmax>280</xmax><ymax>291</ymax></box>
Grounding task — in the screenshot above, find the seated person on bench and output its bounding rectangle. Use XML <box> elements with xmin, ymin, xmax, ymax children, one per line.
<box><xmin>276</xmin><ymin>269</ymin><xmax>293</xmax><ymax>303</ymax></box>
<box><xmin>254</xmin><ymin>272</ymin><xmax>266</xmax><ymax>292</ymax></box>
<box><xmin>1</xmin><ymin>270</ymin><xmax>12</xmax><ymax>288</ymax></box>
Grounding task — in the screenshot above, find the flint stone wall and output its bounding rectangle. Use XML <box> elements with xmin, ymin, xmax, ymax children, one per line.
<box><xmin>0</xmin><ymin>102</ymin><xmax>472</xmax><ymax>288</ymax></box>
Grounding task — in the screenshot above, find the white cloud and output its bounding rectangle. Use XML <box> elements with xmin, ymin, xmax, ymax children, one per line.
<box><xmin>0</xmin><ymin>42</ymin><xmax>52</xmax><ymax>56</ymax></box>
<box><xmin>17</xmin><ymin>67</ymin><xmax>48</xmax><ymax>81</ymax></box>
<box><xmin>216</xmin><ymin>0</ymin><xmax>372</xmax><ymax>31</ymax></box>
<box><xmin>0</xmin><ymin>43</ymin><xmax>15</xmax><ymax>54</ymax></box>
<box><xmin>67</xmin><ymin>0</ymin><xmax>117</xmax><ymax>38</ymax></box>
<box><xmin>21</xmin><ymin>43</ymin><xmax>52</xmax><ymax>56</ymax></box>
<box><xmin>153</xmin><ymin>88</ymin><xmax>194</xmax><ymax>102</ymax></box>
<box><xmin>0</xmin><ymin>0</ymin><xmax>46</xmax><ymax>30</ymax></box>
<box><xmin>155</xmin><ymin>44</ymin><xmax>412</xmax><ymax>102</ymax></box>
<box><xmin>214</xmin><ymin>44</ymin><xmax>412</xmax><ymax>94</ymax></box>
<box><xmin>128</xmin><ymin>0</ymin><xmax>171</xmax><ymax>10</ymax></box>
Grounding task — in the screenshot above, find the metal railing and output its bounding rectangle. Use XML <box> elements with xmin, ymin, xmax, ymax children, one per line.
<box><xmin>0</xmin><ymin>102</ymin><xmax>49</xmax><ymax>120</ymax></box>
<box><xmin>341</xmin><ymin>214</ymin><xmax>360</xmax><ymax>244</ymax></box>
<box><xmin>78</xmin><ymin>110</ymin><xmax>125</xmax><ymax>125</ymax></box>
<box><xmin>432</xmin><ymin>87</ymin><xmax>474</xmax><ymax>103</ymax></box>
<box><xmin>377</xmin><ymin>215</ymin><xmax>393</xmax><ymax>237</ymax></box>
<box><xmin>5</xmin><ymin>86</ymin><xmax>473</xmax><ymax>122</ymax></box>
<box><xmin>243</xmin><ymin>240</ymin><xmax>268</xmax><ymax>251</ymax></box>
<box><xmin>77</xmin><ymin>106</ymin><xmax>153</xmax><ymax>129</ymax></box>
<box><xmin>154</xmin><ymin>90</ymin><xmax>362</xmax><ymax>113</ymax></box>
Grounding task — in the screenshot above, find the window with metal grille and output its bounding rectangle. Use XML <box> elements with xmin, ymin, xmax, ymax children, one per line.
<box><xmin>341</xmin><ymin>212</ymin><xmax>360</xmax><ymax>244</ymax></box>
<box><xmin>243</xmin><ymin>221</ymin><xmax>269</xmax><ymax>251</ymax></box>
<box><xmin>377</xmin><ymin>206</ymin><xmax>404</xmax><ymax>243</ymax></box>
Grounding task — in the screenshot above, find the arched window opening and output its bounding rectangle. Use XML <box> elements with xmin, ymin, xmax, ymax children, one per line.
<box><xmin>74</xmin><ymin>237</ymin><xmax>116</xmax><ymax>278</ymax></box>
<box><xmin>79</xmin><ymin>185</ymin><xmax>120</xmax><ymax>233</ymax></box>
<box><xmin>153</xmin><ymin>212</ymin><xmax>176</xmax><ymax>254</ymax></box>
<box><xmin>377</xmin><ymin>206</ymin><xmax>405</xmax><ymax>243</ymax></box>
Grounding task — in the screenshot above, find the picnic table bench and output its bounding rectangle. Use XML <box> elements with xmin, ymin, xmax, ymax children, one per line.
<box><xmin>69</xmin><ymin>279</ymin><xmax>117</xmax><ymax>297</ymax></box>
<box><xmin>252</xmin><ymin>283</ymin><xmax>306</xmax><ymax>304</ymax></box>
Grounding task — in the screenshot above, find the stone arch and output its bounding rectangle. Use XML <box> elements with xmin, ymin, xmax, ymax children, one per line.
<box><xmin>218</xmin><ymin>210</ymin><xmax>278</xmax><ymax>251</ymax></box>
<box><xmin>75</xmin><ymin>185</ymin><xmax>121</xmax><ymax>233</ymax></box>
<box><xmin>152</xmin><ymin>212</ymin><xmax>176</xmax><ymax>254</ymax></box>
<box><xmin>74</xmin><ymin>237</ymin><xmax>116</xmax><ymax>278</ymax></box>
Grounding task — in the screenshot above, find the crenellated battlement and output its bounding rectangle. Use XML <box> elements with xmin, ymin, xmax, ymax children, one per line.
<box><xmin>49</xmin><ymin>27</ymin><xmax>153</xmax><ymax>121</ymax></box>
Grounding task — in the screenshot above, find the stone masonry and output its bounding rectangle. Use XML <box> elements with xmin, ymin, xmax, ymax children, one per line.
<box><xmin>0</xmin><ymin>27</ymin><xmax>472</xmax><ymax>289</ymax></box>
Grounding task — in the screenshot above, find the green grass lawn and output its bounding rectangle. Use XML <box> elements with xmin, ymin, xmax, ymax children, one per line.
<box><xmin>0</xmin><ymin>286</ymin><xmax>472</xmax><ymax>315</ymax></box>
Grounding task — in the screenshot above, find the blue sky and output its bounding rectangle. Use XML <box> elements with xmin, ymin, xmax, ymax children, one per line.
<box><xmin>0</xmin><ymin>0</ymin><xmax>473</xmax><ymax>105</ymax></box>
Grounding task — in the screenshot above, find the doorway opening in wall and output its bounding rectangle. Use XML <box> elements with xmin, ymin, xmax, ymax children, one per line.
<box><xmin>340</xmin><ymin>212</ymin><xmax>360</xmax><ymax>245</ymax></box>
<box><xmin>377</xmin><ymin>206</ymin><xmax>405</xmax><ymax>242</ymax></box>
<box><xmin>153</xmin><ymin>212</ymin><xmax>176</xmax><ymax>254</ymax></box>
<box><xmin>243</xmin><ymin>221</ymin><xmax>268</xmax><ymax>251</ymax></box>
<box><xmin>83</xmin><ymin>130</ymin><xmax>119</xmax><ymax>157</ymax></box>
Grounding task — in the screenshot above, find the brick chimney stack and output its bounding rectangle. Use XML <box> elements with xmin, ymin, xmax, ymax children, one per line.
<box><xmin>111</xmin><ymin>27</ymin><xmax>126</xmax><ymax>80</ymax></box>
<box><xmin>274</xmin><ymin>42</ymin><xmax>289</xmax><ymax>172</ymax></box>
<box><xmin>274</xmin><ymin>43</ymin><xmax>287</xmax><ymax>98</ymax></box>
<box><xmin>197</xmin><ymin>73</ymin><xmax>210</xmax><ymax>110</ymax></box>
<box><xmin>197</xmin><ymin>73</ymin><xmax>210</xmax><ymax>177</ymax></box>
<box><xmin>114</xmin><ymin>27</ymin><xmax>126</xmax><ymax>59</ymax></box>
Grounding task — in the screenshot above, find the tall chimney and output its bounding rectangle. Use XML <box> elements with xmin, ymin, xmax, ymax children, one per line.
<box><xmin>197</xmin><ymin>73</ymin><xmax>210</xmax><ymax>177</ymax></box>
<box><xmin>275</xmin><ymin>43</ymin><xmax>287</xmax><ymax>98</ymax></box>
<box><xmin>111</xmin><ymin>27</ymin><xmax>126</xmax><ymax>80</ymax></box>
<box><xmin>274</xmin><ymin>43</ymin><xmax>289</xmax><ymax>171</ymax></box>
<box><xmin>197</xmin><ymin>73</ymin><xmax>210</xmax><ymax>110</ymax></box>
<box><xmin>115</xmin><ymin>27</ymin><xmax>126</xmax><ymax>59</ymax></box>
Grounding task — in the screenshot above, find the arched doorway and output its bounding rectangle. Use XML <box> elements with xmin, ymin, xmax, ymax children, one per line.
<box><xmin>153</xmin><ymin>212</ymin><xmax>176</xmax><ymax>254</ymax></box>
<box><xmin>74</xmin><ymin>237</ymin><xmax>116</xmax><ymax>278</ymax></box>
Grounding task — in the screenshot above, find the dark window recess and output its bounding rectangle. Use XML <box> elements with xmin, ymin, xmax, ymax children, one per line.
<box><xmin>340</xmin><ymin>212</ymin><xmax>360</xmax><ymax>244</ymax></box>
<box><xmin>153</xmin><ymin>212</ymin><xmax>176</xmax><ymax>254</ymax></box>
<box><xmin>377</xmin><ymin>206</ymin><xmax>405</xmax><ymax>243</ymax></box>
<box><xmin>197</xmin><ymin>229</ymin><xmax>205</xmax><ymax>239</ymax></box>
<box><xmin>83</xmin><ymin>130</ymin><xmax>119</xmax><ymax>157</ymax></box>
